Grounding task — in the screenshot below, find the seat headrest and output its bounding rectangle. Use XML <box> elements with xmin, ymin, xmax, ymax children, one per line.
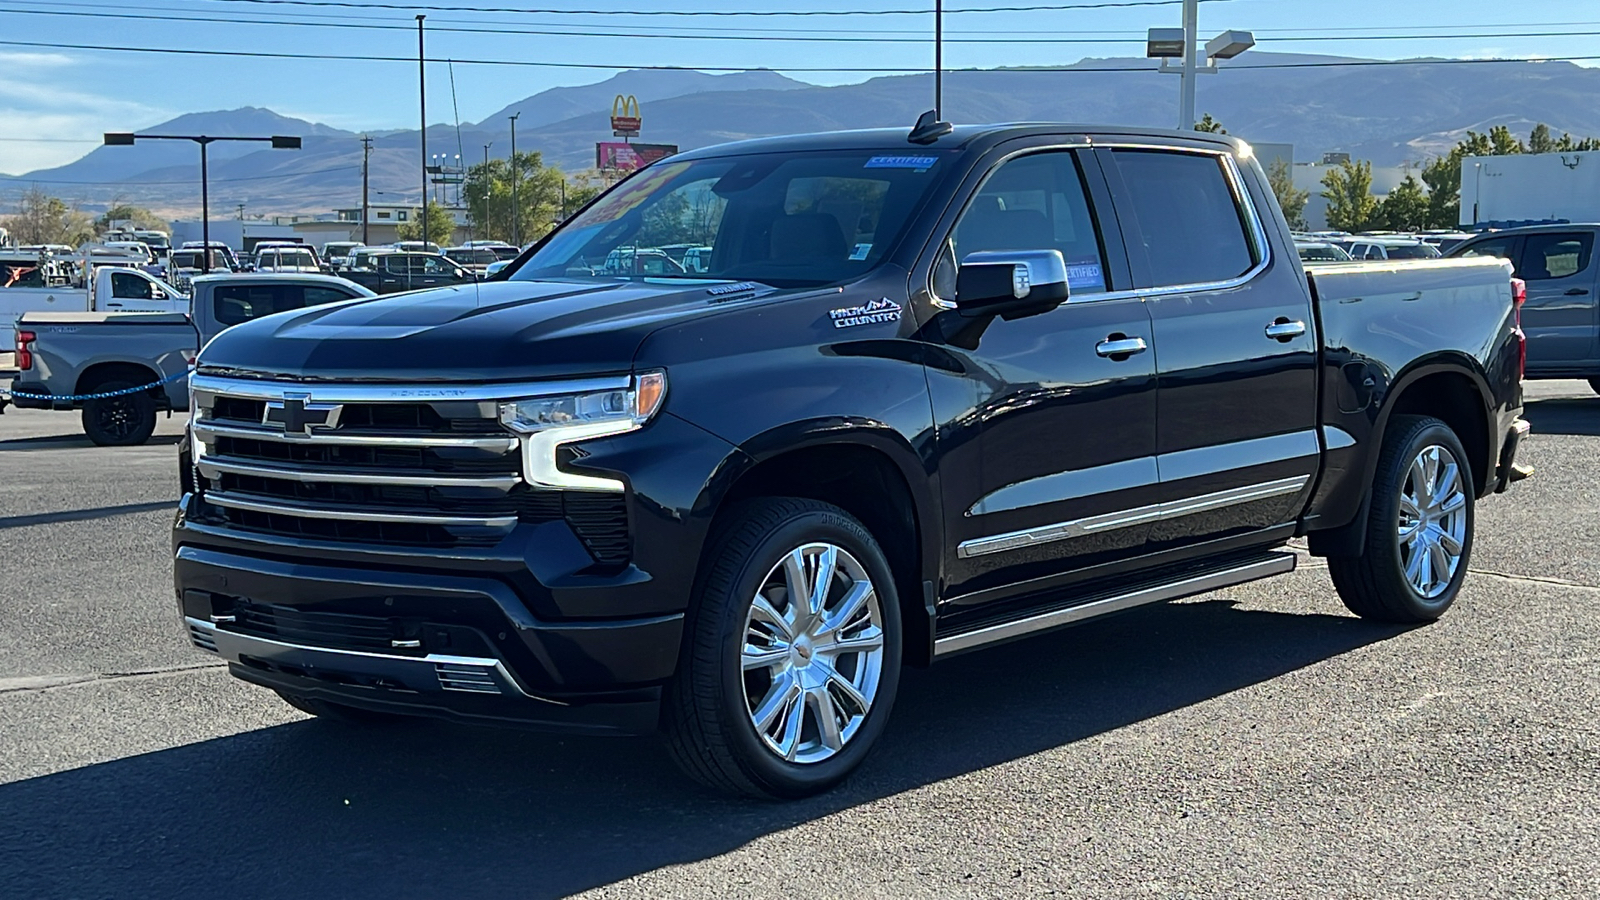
<box><xmin>771</xmin><ymin>213</ymin><xmax>847</xmax><ymax>262</ymax></box>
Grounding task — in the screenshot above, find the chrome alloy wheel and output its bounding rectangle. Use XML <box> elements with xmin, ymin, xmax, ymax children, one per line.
<box><xmin>1397</xmin><ymin>444</ymin><xmax>1468</xmax><ymax>599</ymax></box>
<box><xmin>741</xmin><ymin>543</ymin><xmax>886</xmax><ymax>764</ymax></box>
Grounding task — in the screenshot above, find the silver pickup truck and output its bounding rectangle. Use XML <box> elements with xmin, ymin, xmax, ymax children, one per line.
<box><xmin>7</xmin><ymin>273</ymin><xmax>373</xmax><ymax>445</ymax></box>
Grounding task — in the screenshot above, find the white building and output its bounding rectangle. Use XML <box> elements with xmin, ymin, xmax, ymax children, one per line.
<box><xmin>1458</xmin><ymin>151</ymin><xmax>1600</xmax><ymax>227</ymax></box>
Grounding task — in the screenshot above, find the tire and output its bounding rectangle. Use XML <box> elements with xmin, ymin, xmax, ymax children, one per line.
<box><xmin>664</xmin><ymin>497</ymin><xmax>903</xmax><ymax>799</ymax></box>
<box><xmin>81</xmin><ymin>380</ymin><xmax>157</xmax><ymax>446</ymax></box>
<box><xmin>274</xmin><ymin>690</ymin><xmax>414</xmax><ymax>724</ymax></box>
<box><xmin>1328</xmin><ymin>415</ymin><xmax>1475</xmax><ymax>623</ymax></box>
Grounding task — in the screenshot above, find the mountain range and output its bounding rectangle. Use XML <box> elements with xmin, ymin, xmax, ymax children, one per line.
<box><xmin>9</xmin><ymin>53</ymin><xmax>1600</xmax><ymax>216</ymax></box>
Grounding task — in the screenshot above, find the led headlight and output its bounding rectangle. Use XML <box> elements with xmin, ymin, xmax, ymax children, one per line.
<box><xmin>499</xmin><ymin>371</ymin><xmax>666</xmax><ymax>491</ymax></box>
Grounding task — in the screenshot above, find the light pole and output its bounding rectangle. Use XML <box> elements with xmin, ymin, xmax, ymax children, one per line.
<box><xmin>417</xmin><ymin>15</ymin><xmax>430</xmax><ymax>248</ymax></box>
<box><xmin>508</xmin><ymin>112</ymin><xmax>521</xmax><ymax>246</ymax></box>
<box><xmin>103</xmin><ymin>132</ymin><xmax>300</xmax><ymax>273</ymax></box>
<box><xmin>1147</xmin><ymin>0</ymin><xmax>1254</xmax><ymax>130</ymax></box>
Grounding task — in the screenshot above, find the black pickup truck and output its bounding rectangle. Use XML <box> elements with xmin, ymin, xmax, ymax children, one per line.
<box><xmin>174</xmin><ymin>123</ymin><xmax>1527</xmax><ymax>798</ymax></box>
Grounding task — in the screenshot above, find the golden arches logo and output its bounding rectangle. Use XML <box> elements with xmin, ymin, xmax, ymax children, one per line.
<box><xmin>612</xmin><ymin>94</ymin><xmax>640</xmax><ymax>120</ymax></box>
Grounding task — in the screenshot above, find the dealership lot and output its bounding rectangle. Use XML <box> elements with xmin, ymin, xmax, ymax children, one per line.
<box><xmin>0</xmin><ymin>381</ymin><xmax>1596</xmax><ymax>899</ymax></box>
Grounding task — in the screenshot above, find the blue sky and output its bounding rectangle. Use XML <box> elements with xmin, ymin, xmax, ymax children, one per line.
<box><xmin>3</xmin><ymin>0</ymin><xmax>1599</xmax><ymax>173</ymax></box>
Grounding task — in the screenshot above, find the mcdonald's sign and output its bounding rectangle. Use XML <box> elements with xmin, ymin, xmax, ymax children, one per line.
<box><xmin>611</xmin><ymin>94</ymin><xmax>641</xmax><ymax>137</ymax></box>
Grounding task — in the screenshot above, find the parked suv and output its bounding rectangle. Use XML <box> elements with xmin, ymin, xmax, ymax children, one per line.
<box><xmin>1448</xmin><ymin>223</ymin><xmax>1600</xmax><ymax>391</ymax></box>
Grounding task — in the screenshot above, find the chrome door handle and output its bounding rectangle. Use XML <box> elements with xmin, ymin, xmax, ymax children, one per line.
<box><xmin>1265</xmin><ymin>320</ymin><xmax>1306</xmax><ymax>341</ymax></box>
<box><xmin>1096</xmin><ymin>336</ymin><xmax>1148</xmax><ymax>358</ymax></box>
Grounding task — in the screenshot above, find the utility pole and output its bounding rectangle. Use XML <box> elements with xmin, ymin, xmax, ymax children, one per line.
<box><xmin>509</xmin><ymin>112</ymin><xmax>521</xmax><ymax>246</ymax></box>
<box><xmin>934</xmin><ymin>0</ymin><xmax>943</xmax><ymax>119</ymax></box>
<box><xmin>236</xmin><ymin>203</ymin><xmax>245</xmax><ymax>221</ymax></box>
<box><xmin>361</xmin><ymin>135</ymin><xmax>373</xmax><ymax>245</ymax></box>
<box><xmin>417</xmin><ymin>14</ymin><xmax>429</xmax><ymax>248</ymax></box>
<box><xmin>482</xmin><ymin>142</ymin><xmax>492</xmax><ymax>240</ymax></box>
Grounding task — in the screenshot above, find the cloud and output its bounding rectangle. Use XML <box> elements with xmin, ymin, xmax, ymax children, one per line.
<box><xmin>0</xmin><ymin>76</ymin><xmax>174</xmax><ymax>175</ymax></box>
<box><xmin>0</xmin><ymin>50</ymin><xmax>76</xmax><ymax>69</ymax></box>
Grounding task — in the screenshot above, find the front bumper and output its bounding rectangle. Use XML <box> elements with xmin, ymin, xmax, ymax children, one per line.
<box><xmin>176</xmin><ymin>545</ymin><xmax>684</xmax><ymax>734</ymax></box>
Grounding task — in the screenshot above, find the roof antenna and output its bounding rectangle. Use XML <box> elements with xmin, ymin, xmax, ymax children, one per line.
<box><xmin>908</xmin><ymin>110</ymin><xmax>952</xmax><ymax>145</ymax></box>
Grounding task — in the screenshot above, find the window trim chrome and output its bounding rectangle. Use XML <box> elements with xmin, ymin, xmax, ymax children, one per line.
<box><xmin>929</xmin><ymin>141</ymin><xmax>1273</xmax><ymax>308</ymax></box>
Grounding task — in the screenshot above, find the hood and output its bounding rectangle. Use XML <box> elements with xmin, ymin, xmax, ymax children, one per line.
<box><xmin>199</xmin><ymin>279</ymin><xmax>781</xmax><ymax>382</ymax></box>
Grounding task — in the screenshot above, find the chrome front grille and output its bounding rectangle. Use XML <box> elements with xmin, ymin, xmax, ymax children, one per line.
<box><xmin>188</xmin><ymin>375</ymin><xmax>632</xmax><ymax>563</ymax></box>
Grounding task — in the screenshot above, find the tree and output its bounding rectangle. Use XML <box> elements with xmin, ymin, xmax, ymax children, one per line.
<box><xmin>463</xmin><ymin>150</ymin><xmax>571</xmax><ymax>244</ymax></box>
<box><xmin>1321</xmin><ymin>159</ymin><xmax>1379</xmax><ymax>232</ymax></box>
<box><xmin>1</xmin><ymin>187</ymin><xmax>95</xmax><ymax>245</ymax></box>
<box><xmin>1376</xmin><ymin>175</ymin><xmax>1429</xmax><ymax>231</ymax></box>
<box><xmin>1267</xmin><ymin>158</ymin><xmax>1309</xmax><ymax>230</ymax></box>
<box><xmin>96</xmin><ymin>203</ymin><xmax>165</xmax><ymax>233</ymax></box>
<box><xmin>1488</xmin><ymin>124</ymin><xmax>1525</xmax><ymax>156</ymax></box>
<box><xmin>1193</xmin><ymin>113</ymin><xmax>1226</xmax><ymax>134</ymax></box>
<box><xmin>1528</xmin><ymin>123</ymin><xmax>1557</xmax><ymax>154</ymax></box>
<box><xmin>396</xmin><ymin>205</ymin><xmax>458</xmax><ymax>244</ymax></box>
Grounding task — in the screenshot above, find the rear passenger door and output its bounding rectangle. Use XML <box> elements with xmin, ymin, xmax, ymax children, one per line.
<box><xmin>1516</xmin><ymin>231</ymin><xmax>1599</xmax><ymax>367</ymax></box>
<box><xmin>1102</xmin><ymin>146</ymin><xmax>1319</xmax><ymax>553</ymax></box>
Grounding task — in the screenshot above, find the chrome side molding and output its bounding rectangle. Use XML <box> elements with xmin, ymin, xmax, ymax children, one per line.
<box><xmin>958</xmin><ymin>476</ymin><xmax>1308</xmax><ymax>558</ymax></box>
<box><xmin>933</xmin><ymin>552</ymin><xmax>1296</xmax><ymax>657</ymax></box>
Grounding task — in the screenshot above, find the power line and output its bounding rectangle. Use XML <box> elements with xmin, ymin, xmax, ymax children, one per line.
<box><xmin>177</xmin><ymin>0</ymin><xmax>1224</xmax><ymax>17</ymax></box>
<box><xmin>5</xmin><ymin>37</ymin><xmax>1599</xmax><ymax>73</ymax></box>
<box><xmin>7</xmin><ymin>3</ymin><xmax>1600</xmax><ymax>45</ymax></box>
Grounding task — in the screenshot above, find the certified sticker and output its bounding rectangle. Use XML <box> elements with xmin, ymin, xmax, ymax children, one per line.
<box><xmin>864</xmin><ymin>155</ymin><xmax>938</xmax><ymax>171</ymax></box>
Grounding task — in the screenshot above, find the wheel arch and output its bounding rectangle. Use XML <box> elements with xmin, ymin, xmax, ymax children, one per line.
<box><xmin>1309</xmin><ymin>354</ymin><xmax>1495</xmax><ymax>557</ymax></box>
<box><xmin>699</xmin><ymin>422</ymin><xmax>939</xmax><ymax>667</ymax></box>
<box><xmin>74</xmin><ymin>360</ymin><xmax>166</xmax><ymax>406</ymax></box>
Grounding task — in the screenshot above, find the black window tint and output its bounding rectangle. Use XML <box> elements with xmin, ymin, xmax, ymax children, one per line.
<box><xmin>1520</xmin><ymin>232</ymin><xmax>1593</xmax><ymax>280</ymax></box>
<box><xmin>1111</xmin><ymin>150</ymin><xmax>1256</xmax><ymax>288</ymax></box>
<box><xmin>1456</xmin><ymin>236</ymin><xmax>1517</xmax><ymax>271</ymax></box>
<box><xmin>111</xmin><ymin>271</ymin><xmax>152</xmax><ymax>299</ymax></box>
<box><xmin>212</xmin><ymin>285</ymin><xmax>306</xmax><ymax>326</ymax></box>
<box><xmin>949</xmin><ymin>151</ymin><xmax>1108</xmax><ymax>295</ymax></box>
<box><xmin>304</xmin><ymin>287</ymin><xmax>357</xmax><ymax>307</ymax></box>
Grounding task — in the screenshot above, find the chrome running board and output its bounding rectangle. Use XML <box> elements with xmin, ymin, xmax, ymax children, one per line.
<box><xmin>932</xmin><ymin>552</ymin><xmax>1296</xmax><ymax>658</ymax></box>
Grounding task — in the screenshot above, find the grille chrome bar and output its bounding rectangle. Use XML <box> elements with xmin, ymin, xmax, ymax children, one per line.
<box><xmin>190</xmin><ymin>373</ymin><xmax>629</xmax><ymax>403</ymax></box>
<box><xmin>206</xmin><ymin>491</ymin><xmax>518</xmax><ymax>528</ymax></box>
<box><xmin>197</xmin><ymin>456</ymin><xmax>520</xmax><ymax>489</ymax></box>
<box><xmin>193</xmin><ymin>420</ymin><xmax>519</xmax><ymax>452</ymax></box>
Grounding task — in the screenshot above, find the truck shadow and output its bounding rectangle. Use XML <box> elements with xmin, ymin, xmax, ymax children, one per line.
<box><xmin>0</xmin><ymin>433</ymin><xmax>185</xmax><ymax>450</ymax></box>
<box><xmin>0</xmin><ymin>598</ymin><xmax>1407</xmax><ymax>899</ymax></box>
<box><xmin>1522</xmin><ymin>396</ymin><xmax>1600</xmax><ymax>437</ymax></box>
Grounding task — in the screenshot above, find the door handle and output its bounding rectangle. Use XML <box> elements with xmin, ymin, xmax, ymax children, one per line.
<box><xmin>1095</xmin><ymin>336</ymin><xmax>1147</xmax><ymax>358</ymax></box>
<box><xmin>1565</xmin><ymin>288</ymin><xmax>1589</xmax><ymax>296</ymax></box>
<box><xmin>1265</xmin><ymin>319</ymin><xmax>1307</xmax><ymax>341</ymax></box>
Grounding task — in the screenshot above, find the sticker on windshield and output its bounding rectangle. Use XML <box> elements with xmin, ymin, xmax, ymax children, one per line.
<box><xmin>828</xmin><ymin>297</ymin><xmax>902</xmax><ymax>329</ymax></box>
<box><xmin>849</xmin><ymin>243</ymin><xmax>873</xmax><ymax>261</ymax></box>
<box><xmin>864</xmin><ymin>155</ymin><xmax>938</xmax><ymax>171</ymax></box>
<box><xmin>1067</xmin><ymin>263</ymin><xmax>1104</xmax><ymax>288</ymax></box>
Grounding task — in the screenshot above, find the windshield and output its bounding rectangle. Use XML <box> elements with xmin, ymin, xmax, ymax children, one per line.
<box><xmin>513</xmin><ymin>150</ymin><xmax>952</xmax><ymax>289</ymax></box>
<box><xmin>1384</xmin><ymin>243</ymin><xmax>1440</xmax><ymax>259</ymax></box>
<box><xmin>1297</xmin><ymin>245</ymin><xmax>1350</xmax><ymax>261</ymax></box>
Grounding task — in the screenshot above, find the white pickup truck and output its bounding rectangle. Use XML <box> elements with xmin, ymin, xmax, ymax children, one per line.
<box><xmin>1</xmin><ymin>254</ymin><xmax>184</xmax><ymax>350</ymax></box>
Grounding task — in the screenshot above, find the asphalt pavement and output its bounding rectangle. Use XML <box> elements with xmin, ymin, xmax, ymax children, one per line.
<box><xmin>1</xmin><ymin>382</ymin><xmax>1596</xmax><ymax>899</ymax></box>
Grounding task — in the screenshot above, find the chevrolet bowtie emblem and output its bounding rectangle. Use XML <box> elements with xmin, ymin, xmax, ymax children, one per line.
<box><xmin>263</xmin><ymin>393</ymin><xmax>342</xmax><ymax>437</ymax></box>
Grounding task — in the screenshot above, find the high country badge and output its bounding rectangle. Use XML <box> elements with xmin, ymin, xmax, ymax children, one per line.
<box><xmin>828</xmin><ymin>298</ymin><xmax>902</xmax><ymax>329</ymax></box>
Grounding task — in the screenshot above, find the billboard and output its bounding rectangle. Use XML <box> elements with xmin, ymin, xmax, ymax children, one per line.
<box><xmin>596</xmin><ymin>142</ymin><xmax>679</xmax><ymax>172</ymax></box>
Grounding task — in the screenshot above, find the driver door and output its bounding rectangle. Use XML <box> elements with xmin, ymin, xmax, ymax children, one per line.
<box><xmin>923</xmin><ymin>147</ymin><xmax>1159</xmax><ymax>604</ymax></box>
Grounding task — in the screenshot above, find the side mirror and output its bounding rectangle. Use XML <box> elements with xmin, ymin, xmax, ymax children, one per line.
<box><xmin>955</xmin><ymin>249</ymin><xmax>1070</xmax><ymax>320</ymax></box>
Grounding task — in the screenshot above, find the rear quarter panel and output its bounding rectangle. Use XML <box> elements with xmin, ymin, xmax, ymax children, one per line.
<box><xmin>19</xmin><ymin>313</ymin><xmax>196</xmax><ymax>407</ymax></box>
<box><xmin>1304</xmin><ymin>257</ymin><xmax>1519</xmax><ymax>530</ymax></box>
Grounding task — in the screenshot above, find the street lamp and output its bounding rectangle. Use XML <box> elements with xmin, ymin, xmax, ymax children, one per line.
<box><xmin>508</xmin><ymin>112</ymin><xmax>521</xmax><ymax>246</ymax></box>
<box><xmin>1147</xmin><ymin>0</ymin><xmax>1254</xmax><ymax>130</ymax></box>
<box><xmin>103</xmin><ymin>132</ymin><xmax>301</xmax><ymax>273</ymax></box>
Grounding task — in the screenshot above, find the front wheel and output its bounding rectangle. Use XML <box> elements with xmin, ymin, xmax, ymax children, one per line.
<box><xmin>664</xmin><ymin>498</ymin><xmax>902</xmax><ymax>799</ymax></box>
<box><xmin>1328</xmin><ymin>415</ymin><xmax>1475</xmax><ymax>623</ymax></box>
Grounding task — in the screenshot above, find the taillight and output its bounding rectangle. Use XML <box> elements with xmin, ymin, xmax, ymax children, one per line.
<box><xmin>1510</xmin><ymin>277</ymin><xmax>1527</xmax><ymax>378</ymax></box>
<box><xmin>15</xmin><ymin>330</ymin><xmax>34</xmax><ymax>371</ymax></box>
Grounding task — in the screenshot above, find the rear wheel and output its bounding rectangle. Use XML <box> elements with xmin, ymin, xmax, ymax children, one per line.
<box><xmin>274</xmin><ymin>690</ymin><xmax>414</xmax><ymax>724</ymax></box>
<box><xmin>81</xmin><ymin>380</ymin><xmax>157</xmax><ymax>446</ymax></box>
<box><xmin>1329</xmin><ymin>415</ymin><xmax>1474</xmax><ymax>623</ymax></box>
<box><xmin>664</xmin><ymin>498</ymin><xmax>902</xmax><ymax>799</ymax></box>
